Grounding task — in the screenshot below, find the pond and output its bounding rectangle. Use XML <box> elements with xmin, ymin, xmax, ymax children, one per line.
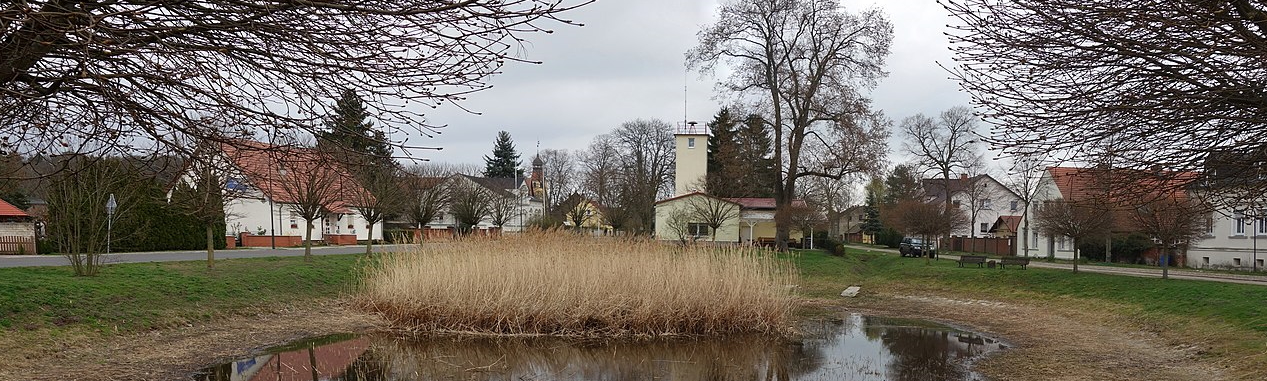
<box><xmin>194</xmin><ymin>313</ymin><xmax>1006</xmax><ymax>381</ymax></box>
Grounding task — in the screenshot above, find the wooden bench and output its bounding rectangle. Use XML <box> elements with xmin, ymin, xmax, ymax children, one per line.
<box><xmin>957</xmin><ymin>255</ymin><xmax>988</xmax><ymax>268</ymax></box>
<box><xmin>999</xmin><ymin>257</ymin><xmax>1030</xmax><ymax>269</ymax></box>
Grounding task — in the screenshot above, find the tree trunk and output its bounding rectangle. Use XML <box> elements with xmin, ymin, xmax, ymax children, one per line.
<box><xmin>1021</xmin><ymin>225</ymin><xmax>1029</xmax><ymax>257</ymax></box>
<box><xmin>1073</xmin><ymin>239</ymin><xmax>1079</xmax><ymax>273</ymax></box>
<box><xmin>1162</xmin><ymin>247</ymin><xmax>1170</xmax><ymax>280</ymax></box>
<box><xmin>304</xmin><ymin>220</ymin><xmax>314</xmax><ymax>262</ymax></box>
<box><xmin>1105</xmin><ymin>235</ymin><xmax>1113</xmax><ymax>264</ymax></box>
<box><xmin>205</xmin><ymin>222</ymin><xmax>215</xmax><ymax>269</ymax></box>
<box><xmin>365</xmin><ymin>222</ymin><xmax>375</xmax><ymax>256</ymax></box>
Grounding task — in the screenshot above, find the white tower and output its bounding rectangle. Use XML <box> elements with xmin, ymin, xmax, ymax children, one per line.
<box><xmin>674</xmin><ymin>121</ymin><xmax>709</xmax><ymax>196</ymax></box>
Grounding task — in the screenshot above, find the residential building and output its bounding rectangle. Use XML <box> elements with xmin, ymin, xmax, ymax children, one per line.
<box><xmin>653</xmin><ymin>124</ymin><xmax>806</xmax><ymax>244</ymax></box>
<box><xmin>419</xmin><ymin>174</ymin><xmax>544</xmax><ymax>235</ymax></box>
<box><xmin>211</xmin><ymin>140</ymin><xmax>383</xmax><ymax>246</ymax></box>
<box><xmin>0</xmin><ymin>199</ymin><xmax>36</xmax><ymax>254</ymax></box>
<box><xmin>923</xmin><ymin>174</ymin><xmax>1023</xmax><ymax>238</ymax></box>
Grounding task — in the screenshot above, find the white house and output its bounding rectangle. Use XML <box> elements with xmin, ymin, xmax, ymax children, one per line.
<box><xmin>1187</xmin><ymin>210</ymin><xmax>1267</xmax><ymax>270</ymax></box>
<box><xmin>924</xmin><ymin>174</ymin><xmax>1024</xmax><ymax>238</ymax></box>
<box><xmin>418</xmin><ymin>173</ymin><xmax>544</xmax><ymax>234</ymax></box>
<box><xmin>210</xmin><ymin>140</ymin><xmax>384</xmax><ymax>246</ymax></box>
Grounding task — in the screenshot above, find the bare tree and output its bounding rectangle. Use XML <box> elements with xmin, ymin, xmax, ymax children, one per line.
<box><xmin>448</xmin><ymin>179</ymin><xmax>493</xmax><ymax>235</ymax></box>
<box><xmin>579</xmin><ymin>136</ymin><xmax>621</xmax><ymax>211</ymax></box>
<box><xmin>884</xmin><ymin>199</ymin><xmax>967</xmax><ymax>265</ymax></box>
<box><xmin>1031</xmin><ymin>199</ymin><xmax>1112</xmax><ymax>273</ymax></box>
<box><xmin>348</xmin><ymin>167</ymin><xmax>403</xmax><ymax>255</ymax></box>
<box><xmin>801</xmin><ymin>176</ymin><xmax>855</xmax><ymax>239</ymax></box>
<box><xmin>488</xmin><ymin>192</ymin><xmax>519</xmax><ymax>232</ymax></box>
<box><xmin>690</xmin><ymin>0</ymin><xmax>893</xmax><ymax>251</ymax></box>
<box><xmin>1132</xmin><ymin>191</ymin><xmax>1209</xmax><ymax>279</ymax></box>
<box><xmin>538</xmin><ymin>149</ymin><xmax>576</xmax><ymax>212</ymax></box>
<box><xmin>1003</xmin><ymin>153</ymin><xmax>1048</xmax><ymax>257</ymax></box>
<box><xmin>685</xmin><ymin>195</ymin><xmax>741</xmax><ymax>242</ymax></box>
<box><xmin>170</xmin><ymin>144</ymin><xmax>245</xmax><ymax>269</ymax></box>
<box><xmin>46</xmin><ymin>157</ymin><xmax>140</xmax><ymax>276</ymax></box>
<box><xmin>664</xmin><ymin>209</ymin><xmax>695</xmax><ymax>246</ymax></box>
<box><xmin>943</xmin><ymin>0</ymin><xmax>1267</xmax><ymax>203</ymax></box>
<box><xmin>783</xmin><ymin>202</ymin><xmax>826</xmax><ymax>248</ymax></box>
<box><xmin>1</xmin><ymin>1</ymin><xmax>592</xmax><ymax>166</ymax></box>
<box><xmin>611</xmin><ymin>119</ymin><xmax>675</xmax><ymax>235</ymax></box>
<box><xmin>276</xmin><ymin>151</ymin><xmax>345</xmax><ymax>262</ymax></box>
<box><xmin>401</xmin><ymin>167</ymin><xmax>450</xmax><ymax>242</ymax></box>
<box><xmin>902</xmin><ymin>107</ymin><xmax>981</xmax><ymax>212</ymax></box>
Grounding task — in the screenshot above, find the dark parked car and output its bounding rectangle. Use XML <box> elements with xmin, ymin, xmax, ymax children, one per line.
<box><xmin>899</xmin><ymin>237</ymin><xmax>937</xmax><ymax>258</ymax></box>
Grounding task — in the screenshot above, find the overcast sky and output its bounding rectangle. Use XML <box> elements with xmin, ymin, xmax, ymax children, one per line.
<box><xmin>403</xmin><ymin>0</ymin><xmax>972</xmax><ymax>168</ymax></box>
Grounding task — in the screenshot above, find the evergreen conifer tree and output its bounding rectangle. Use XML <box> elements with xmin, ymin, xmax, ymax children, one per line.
<box><xmin>483</xmin><ymin>131</ymin><xmax>522</xmax><ymax>178</ymax></box>
<box><xmin>735</xmin><ymin>114</ymin><xmax>777</xmax><ymax>197</ymax></box>
<box><xmin>317</xmin><ymin>89</ymin><xmax>395</xmax><ymax>173</ymax></box>
<box><xmin>705</xmin><ymin>108</ymin><xmax>741</xmax><ymax>195</ymax></box>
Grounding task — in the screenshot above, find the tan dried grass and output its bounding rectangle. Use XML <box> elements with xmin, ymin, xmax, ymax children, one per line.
<box><xmin>354</xmin><ymin>233</ymin><xmax>798</xmax><ymax>337</ymax></box>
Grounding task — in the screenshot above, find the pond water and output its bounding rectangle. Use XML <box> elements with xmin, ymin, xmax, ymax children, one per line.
<box><xmin>194</xmin><ymin>314</ymin><xmax>1006</xmax><ymax>381</ymax></box>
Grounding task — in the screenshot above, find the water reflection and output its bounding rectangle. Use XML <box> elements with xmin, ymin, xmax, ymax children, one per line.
<box><xmin>195</xmin><ymin>314</ymin><xmax>1004</xmax><ymax>381</ymax></box>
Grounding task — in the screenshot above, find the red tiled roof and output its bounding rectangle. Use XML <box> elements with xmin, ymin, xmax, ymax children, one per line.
<box><xmin>0</xmin><ymin>199</ymin><xmax>28</xmax><ymax>217</ymax></box>
<box><xmin>1047</xmin><ymin>167</ymin><xmax>1199</xmax><ymax>203</ymax></box>
<box><xmin>221</xmin><ymin>140</ymin><xmax>373</xmax><ymax>213</ymax></box>
<box><xmin>654</xmin><ymin>191</ymin><xmax>742</xmax><ymax>206</ymax></box>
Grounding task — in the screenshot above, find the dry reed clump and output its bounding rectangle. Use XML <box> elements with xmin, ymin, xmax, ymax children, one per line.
<box><xmin>354</xmin><ymin>233</ymin><xmax>799</xmax><ymax>337</ymax></box>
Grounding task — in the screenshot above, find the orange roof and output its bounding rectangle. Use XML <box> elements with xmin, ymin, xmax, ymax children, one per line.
<box><xmin>221</xmin><ymin>140</ymin><xmax>373</xmax><ymax>213</ymax></box>
<box><xmin>1047</xmin><ymin>166</ymin><xmax>1199</xmax><ymax>204</ymax></box>
<box><xmin>0</xmin><ymin>199</ymin><xmax>28</xmax><ymax>217</ymax></box>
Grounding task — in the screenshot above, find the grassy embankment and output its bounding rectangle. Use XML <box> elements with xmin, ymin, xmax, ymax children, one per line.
<box><xmin>0</xmin><ymin>255</ymin><xmax>361</xmax><ymax>332</ymax></box>
<box><xmin>2</xmin><ymin>240</ymin><xmax>1265</xmax><ymax>367</ymax></box>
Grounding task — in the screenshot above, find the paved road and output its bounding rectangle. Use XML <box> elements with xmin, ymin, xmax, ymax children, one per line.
<box><xmin>844</xmin><ymin>244</ymin><xmax>1267</xmax><ymax>286</ymax></box>
<box><xmin>0</xmin><ymin>244</ymin><xmax>416</xmax><ymax>268</ymax></box>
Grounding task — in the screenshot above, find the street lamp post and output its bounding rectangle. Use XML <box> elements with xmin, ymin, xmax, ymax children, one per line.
<box><xmin>106</xmin><ymin>194</ymin><xmax>117</xmax><ymax>254</ymax></box>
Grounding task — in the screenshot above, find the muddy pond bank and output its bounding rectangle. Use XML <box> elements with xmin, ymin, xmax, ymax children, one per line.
<box><xmin>0</xmin><ymin>293</ymin><xmax>1228</xmax><ymax>381</ymax></box>
<box><xmin>194</xmin><ymin>314</ymin><xmax>1005</xmax><ymax>381</ymax></box>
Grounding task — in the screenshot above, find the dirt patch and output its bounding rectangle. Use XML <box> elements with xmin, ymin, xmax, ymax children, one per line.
<box><xmin>0</xmin><ymin>299</ymin><xmax>383</xmax><ymax>381</ymax></box>
<box><xmin>0</xmin><ymin>293</ymin><xmax>1232</xmax><ymax>381</ymax></box>
<box><xmin>838</xmin><ymin>292</ymin><xmax>1227</xmax><ymax>381</ymax></box>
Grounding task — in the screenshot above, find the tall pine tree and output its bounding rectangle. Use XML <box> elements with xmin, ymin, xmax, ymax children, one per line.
<box><xmin>705</xmin><ymin>108</ymin><xmax>741</xmax><ymax>195</ymax></box>
<box><xmin>483</xmin><ymin>131</ymin><xmax>522</xmax><ymax>178</ymax></box>
<box><xmin>735</xmin><ymin>114</ymin><xmax>777</xmax><ymax>198</ymax></box>
<box><xmin>317</xmin><ymin>89</ymin><xmax>395</xmax><ymax>174</ymax></box>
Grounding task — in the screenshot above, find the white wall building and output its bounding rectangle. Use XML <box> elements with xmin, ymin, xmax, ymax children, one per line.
<box><xmin>924</xmin><ymin>174</ymin><xmax>1024</xmax><ymax>238</ymax></box>
<box><xmin>207</xmin><ymin>140</ymin><xmax>384</xmax><ymax>245</ymax></box>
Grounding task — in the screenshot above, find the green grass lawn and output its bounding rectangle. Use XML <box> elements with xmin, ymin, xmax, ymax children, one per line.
<box><xmin>789</xmin><ymin>248</ymin><xmax>1267</xmax><ymax>333</ymax></box>
<box><xmin>3</xmin><ymin>247</ymin><xmax>1266</xmax><ymax>339</ymax></box>
<box><xmin>0</xmin><ymin>255</ymin><xmax>363</xmax><ymax>331</ymax></box>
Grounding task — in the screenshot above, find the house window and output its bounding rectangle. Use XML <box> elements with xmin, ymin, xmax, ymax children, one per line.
<box><xmin>1205</xmin><ymin>215</ymin><xmax>1215</xmax><ymax>235</ymax></box>
<box><xmin>687</xmin><ymin>137</ymin><xmax>696</xmax><ymax>149</ymax></box>
<box><xmin>289</xmin><ymin>212</ymin><xmax>298</xmax><ymax>230</ymax></box>
<box><xmin>1202</xmin><ymin>257</ymin><xmax>1210</xmax><ymax>266</ymax></box>
<box><xmin>1032</xmin><ymin>232</ymin><xmax>1039</xmax><ymax>247</ymax></box>
<box><xmin>1258</xmin><ymin>216</ymin><xmax>1267</xmax><ymax>236</ymax></box>
<box><xmin>1234</xmin><ymin>258</ymin><xmax>1242</xmax><ymax>266</ymax></box>
<box><xmin>1057</xmin><ymin>237</ymin><xmax>1066</xmax><ymax>250</ymax></box>
<box><xmin>687</xmin><ymin>223</ymin><xmax>708</xmax><ymax>237</ymax></box>
<box><xmin>1233</xmin><ymin>211</ymin><xmax>1246</xmax><ymax>236</ymax></box>
<box><xmin>981</xmin><ymin>199</ymin><xmax>992</xmax><ymax>209</ymax></box>
<box><xmin>1258</xmin><ymin>259</ymin><xmax>1265</xmax><ymax>268</ymax></box>
<box><xmin>1009</xmin><ymin>200</ymin><xmax>1019</xmax><ymax>212</ymax></box>
<box><xmin>980</xmin><ymin>223</ymin><xmax>989</xmax><ymax>233</ymax></box>
<box><xmin>952</xmin><ymin>200</ymin><xmax>961</xmax><ymax>208</ymax></box>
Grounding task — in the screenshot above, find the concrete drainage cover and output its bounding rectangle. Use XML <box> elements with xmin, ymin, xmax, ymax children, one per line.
<box><xmin>840</xmin><ymin>286</ymin><xmax>861</xmax><ymax>297</ymax></box>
